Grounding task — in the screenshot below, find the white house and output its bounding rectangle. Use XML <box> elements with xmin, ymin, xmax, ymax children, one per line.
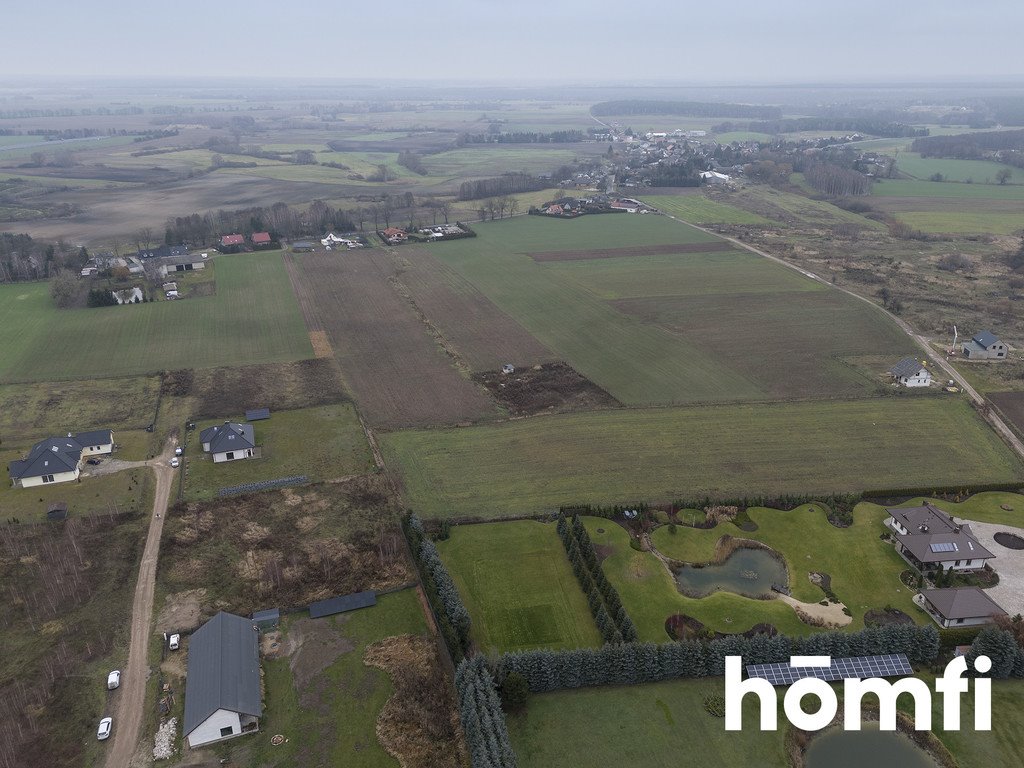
<box><xmin>8</xmin><ymin>429</ymin><xmax>114</xmax><ymax>488</ymax></box>
<box><xmin>112</xmin><ymin>286</ymin><xmax>144</xmax><ymax>305</ymax></box>
<box><xmin>916</xmin><ymin>588</ymin><xmax>1006</xmax><ymax>629</ymax></box>
<box><xmin>700</xmin><ymin>170</ymin><xmax>731</xmax><ymax>183</ymax></box>
<box><xmin>886</xmin><ymin>503</ymin><xmax>995</xmax><ymax>572</ymax></box>
<box><xmin>183</xmin><ymin>612</ymin><xmax>262</xmax><ymax>749</ymax></box>
<box><xmin>888</xmin><ymin>357</ymin><xmax>932</xmax><ymax>388</ymax></box>
<box><xmin>199</xmin><ymin>422</ymin><xmax>256</xmax><ymax>463</ymax></box>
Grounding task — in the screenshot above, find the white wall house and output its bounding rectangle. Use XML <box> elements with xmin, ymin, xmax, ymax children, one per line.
<box><xmin>8</xmin><ymin>430</ymin><xmax>113</xmax><ymax>488</ymax></box>
<box><xmin>886</xmin><ymin>503</ymin><xmax>994</xmax><ymax>573</ymax></box>
<box><xmin>187</xmin><ymin>708</ymin><xmax>260</xmax><ymax>749</ymax></box>
<box><xmin>888</xmin><ymin>357</ymin><xmax>932</xmax><ymax>388</ymax></box>
<box><xmin>916</xmin><ymin>588</ymin><xmax>1006</xmax><ymax>629</ymax></box>
<box><xmin>199</xmin><ymin>422</ymin><xmax>256</xmax><ymax>463</ymax></box>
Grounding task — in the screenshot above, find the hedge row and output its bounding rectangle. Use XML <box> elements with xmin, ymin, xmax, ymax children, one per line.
<box><xmin>561</xmin><ymin>493</ymin><xmax>863</xmax><ymax>517</ymax></box>
<box><xmin>404</xmin><ymin>513</ymin><xmax>472</xmax><ymax>662</ymax></box>
<box><xmin>862</xmin><ymin>483</ymin><xmax>1023</xmax><ymax>501</ymax></box>
<box><xmin>456</xmin><ymin>656</ymin><xmax>517</xmax><ymax>768</ymax></box>
<box><xmin>498</xmin><ymin>624</ymin><xmax>940</xmax><ymax>693</ymax></box>
<box><xmin>557</xmin><ymin>515</ymin><xmax>638</xmax><ymax>644</ymax></box>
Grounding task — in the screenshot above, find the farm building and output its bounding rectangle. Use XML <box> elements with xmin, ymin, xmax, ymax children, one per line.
<box><xmin>381</xmin><ymin>227</ymin><xmax>408</xmax><ymax>244</ymax></box>
<box><xmin>291</xmin><ymin>241</ymin><xmax>315</xmax><ymax>252</ymax></box>
<box><xmin>199</xmin><ymin>422</ymin><xmax>256</xmax><ymax>463</ymax></box>
<box><xmin>251</xmin><ymin>608</ymin><xmax>279</xmax><ymax>631</ymax></box>
<box><xmin>112</xmin><ymin>286</ymin><xmax>144</xmax><ymax>305</ymax></box>
<box><xmin>183</xmin><ymin>612</ymin><xmax>263</xmax><ymax>749</ymax></box>
<box><xmin>885</xmin><ymin>503</ymin><xmax>994</xmax><ymax>572</ymax></box>
<box><xmin>962</xmin><ymin>330</ymin><xmax>1007</xmax><ymax>360</ymax></box>
<box><xmin>251</xmin><ymin>232</ymin><xmax>272</xmax><ymax>248</ymax></box>
<box><xmin>8</xmin><ymin>429</ymin><xmax>113</xmax><ymax>488</ymax></box>
<box><xmin>888</xmin><ymin>358</ymin><xmax>932</xmax><ymax>388</ymax></box>
<box><xmin>219</xmin><ymin>234</ymin><xmax>246</xmax><ymax>253</ymax></box>
<box><xmin>158</xmin><ymin>255</ymin><xmax>206</xmax><ymax>278</ymax></box>
<box><xmin>916</xmin><ymin>588</ymin><xmax>1006</xmax><ymax>629</ymax></box>
<box><xmin>138</xmin><ymin>244</ymin><xmax>188</xmax><ymax>260</ymax></box>
<box><xmin>700</xmin><ymin>171</ymin><xmax>731</xmax><ymax>183</ymax></box>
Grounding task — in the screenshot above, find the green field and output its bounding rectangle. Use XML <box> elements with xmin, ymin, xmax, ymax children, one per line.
<box><xmin>183</xmin><ymin>403</ymin><xmax>374</xmax><ymax>500</ymax></box>
<box><xmin>648</xmin><ymin>503</ymin><xmax>923</xmax><ymax>632</ymax></box>
<box><xmin>897</xmin><ymin>153</ymin><xmax>1020</xmax><ymax>185</ymax></box>
<box><xmin>872</xmin><ymin>179</ymin><xmax>1024</xmax><ymax>199</ymax></box>
<box><xmin>897</xmin><ymin>211</ymin><xmax>1023</xmax><ymax>235</ymax></box>
<box><xmin>508</xmin><ymin>676</ymin><xmax>1024</xmax><ymax>768</ymax></box>
<box><xmin>641</xmin><ymin>195</ymin><xmax>772</xmax><ymax>225</ymax></box>
<box><xmin>0</xmin><ymin>252</ymin><xmax>312</xmax><ymax>383</ymax></box>
<box><xmin>382</xmin><ymin>397</ymin><xmax>1024</xmax><ymax>519</ymax></box>
<box><xmin>422</xmin><ymin>147</ymin><xmax>584</xmax><ymax>178</ymax></box>
<box><xmin>437</xmin><ymin>520</ymin><xmax>602</xmax><ymax>654</ymax></box>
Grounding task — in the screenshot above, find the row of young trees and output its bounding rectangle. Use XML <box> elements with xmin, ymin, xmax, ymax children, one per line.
<box><xmin>912</xmin><ymin>129</ymin><xmax>1024</xmax><ymax>158</ymax></box>
<box><xmin>455</xmin><ymin>657</ymin><xmax>518</xmax><ymax>768</ymax></box>
<box><xmin>804</xmin><ymin>162</ymin><xmax>872</xmax><ymax>196</ymax></box>
<box><xmin>557</xmin><ymin>515</ymin><xmax>637</xmax><ymax>644</ymax></box>
<box><xmin>457</xmin><ymin>173</ymin><xmax>550</xmax><ymax>201</ymax></box>
<box><xmin>498</xmin><ymin>623</ymin><xmax>941</xmax><ymax>693</ymax></box>
<box><xmin>404</xmin><ymin>514</ymin><xmax>472</xmax><ymax>661</ymax></box>
<box><xmin>591</xmin><ymin>100</ymin><xmax>782</xmax><ymax>119</ymax></box>
<box><xmin>461</xmin><ymin>130</ymin><xmax>586</xmax><ymax>144</ymax></box>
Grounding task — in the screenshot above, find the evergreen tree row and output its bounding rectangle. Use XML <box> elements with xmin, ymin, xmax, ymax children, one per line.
<box><xmin>456</xmin><ymin>656</ymin><xmax>518</xmax><ymax>768</ymax></box>
<box><xmin>557</xmin><ymin>514</ymin><xmax>638</xmax><ymax>644</ymax></box>
<box><xmin>403</xmin><ymin>513</ymin><xmax>472</xmax><ymax>661</ymax></box>
<box><xmin>499</xmin><ymin>624</ymin><xmax>940</xmax><ymax>693</ymax></box>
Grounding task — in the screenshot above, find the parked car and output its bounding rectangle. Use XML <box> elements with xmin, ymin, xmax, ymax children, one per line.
<box><xmin>174</xmin><ymin>447</ymin><xmax>183</xmax><ymax>456</ymax></box>
<box><xmin>170</xmin><ymin>457</ymin><xmax>180</xmax><ymax>468</ymax></box>
<box><xmin>97</xmin><ymin>717</ymin><xmax>112</xmax><ymax>741</ymax></box>
<box><xmin>168</xmin><ymin>634</ymin><xmax>180</xmax><ymax>651</ymax></box>
<box><xmin>86</xmin><ymin>458</ymin><xmax>101</xmax><ymax>465</ymax></box>
<box><xmin>107</xmin><ymin>670</ymin><xmax>120</xmax><ymax>690</ymax></box>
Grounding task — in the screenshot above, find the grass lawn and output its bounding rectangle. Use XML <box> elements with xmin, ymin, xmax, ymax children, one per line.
<box><xmin>0</xmin><ymin>252</ymin><xmax>312</xmax><ymax>383</ymax></box>
<box><xmin>650</xmin><ymin>503</ymin><xmax>923</xmax><ymax>630</ymax></box>
<box><xmin>896</xmin><ymin>211</ymin><xmax>1024</xmax><ymax>235</ymax></box>
<box><xmin>508</xmin><ymin>678</ymin><xmax>788</xmax><ymax>768</ymax></box>
<box><xmin>382</xmin><ymin>397</ymin><xmax>1024</xmax><ymax>519</ymax></box>
<box><xmin>641</xmin><ymin>194</ymin><xmax>772</xmax><ymax>225</ymax></box>
<box><xmin>183</xmin><ymin>403</ymin><xmax>374</xmax><ymax>501</ymax></box>
<box><xmin>880</xmin><ymin>492</ymin><xmax>1024</xmax><ymax>528</ymax></box>
<box><xmin>230</xmin><ymin>589</ymin><xmax>429</xmax><ymax>768</ymax></box>
<box><xmin>437</xmin><ymin>520</ymin><xmax>602</xmax><ymax>654</ymax></box>
<box><xmin>422</xmin><ymin>146</ymin><xmax>583</xmax><ymax>178</ymax></box>
<box><xmin>871</xmin><ymin>179</ymin><xmax>1024</xmax><ymax>199</ymax></box>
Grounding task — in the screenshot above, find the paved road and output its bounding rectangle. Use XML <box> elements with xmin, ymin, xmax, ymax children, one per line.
<box><xmin>104</xmin><ymin>441</ymin><xmax>177</xmax><ymax>768</ymax></box>
<box><xmin>660</xmin><ymin>211</ymin><xmax>1024</xmax><ymax>463</ymax></box>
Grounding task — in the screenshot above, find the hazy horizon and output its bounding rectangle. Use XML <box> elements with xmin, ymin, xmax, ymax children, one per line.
<box><xmin>4</xmin><ymin>0</ymin><xmax>1024</xmax><ymax>82</ymax></box>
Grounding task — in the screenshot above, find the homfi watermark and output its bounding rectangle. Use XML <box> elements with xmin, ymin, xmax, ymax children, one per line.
<box><xmin>724</xmin><ymin>655</ymin><xmax>992</xmax><ymax>732</ymax></box>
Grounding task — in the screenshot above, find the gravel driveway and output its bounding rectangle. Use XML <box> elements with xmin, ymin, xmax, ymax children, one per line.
<box><xmin>958</xmin><ymin>517</ymin><xmax>1024</xmax><ymax>617</ymax></box>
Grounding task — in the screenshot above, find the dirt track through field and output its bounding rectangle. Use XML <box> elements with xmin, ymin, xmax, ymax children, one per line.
<box><xmin>527</xmin><ymin>241</ymin><xmax>735</xmax><ymax>261</ymax></box>
<box><xmin>103</xmin><ymin>440</ymin><xmax>176</xmax><ymax>768</ymax></box>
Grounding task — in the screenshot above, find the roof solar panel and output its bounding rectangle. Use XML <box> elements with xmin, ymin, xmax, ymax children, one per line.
<box><xmin>745</xmin><ymin>654</ymin><xmax>913</xmax><ymax>686</ymax></box>
<box><xmin>929</xmin><ymin>542</ymin><xmax>957</xmax><ymax>553</ymax></box>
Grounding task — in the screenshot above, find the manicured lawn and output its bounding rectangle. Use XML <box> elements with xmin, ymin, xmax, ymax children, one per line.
<box><xmin>649</xmin><ymin>503</ymin><xmax>923</xmax><ymax>630</ymax></box>
<box><xmin>437</xmin><ymin>520</ymin><xmax>602</xmax><ymax>654</ymax></box>
<box><xmin>507</xmin><ymin>678</ymin><xmax>789</xmax><ymax>768</ymax></box>
<box><xmin>641</xmin><ymin>194</ymin><xmax>772</xmax><ymax>225</ymax></box>
<box><xmin>0</xmin><ymin>253</ymin><xmax>313</xmax><ymax>383</ymax></box>
<box><xmin>881</xmin><ymin>492</ymin><xmax>1024</xmax><ymax>528</ymax></box>
<box><xmin>936</xmin><ymin>678</ymin><xmax>1024</xmax><ymax>768</ymax></box>
<box><xmin>382</xmin><ymin>398</ymin><xmax>1024</xmax><ymax>519</ymax></box>
<box><xmin>183</xmin><ymin>403</ymin><xmax>374</xmax><ymax>500</ymax></box>
<box><xmin>234</xmin><ymin>589</ymin><xmax>428</xmax><ymax>768</ymax></box>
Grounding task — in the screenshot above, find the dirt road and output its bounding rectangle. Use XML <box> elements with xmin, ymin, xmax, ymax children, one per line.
<box><xmin>103</xmin><ymin>442</ymin><xmax>177</xmax><ymax>768</ymax></box>
<box><xmin>662</xmin><ymin>211</ymin><xmax>1024</xmax><ymax>463</ymax></box>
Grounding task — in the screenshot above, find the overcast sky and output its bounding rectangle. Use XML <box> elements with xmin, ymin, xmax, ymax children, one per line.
<box><xmin>3</xmin><ymin>0</ymin><xmax>1023</xmax><ymax>82</ymax></box>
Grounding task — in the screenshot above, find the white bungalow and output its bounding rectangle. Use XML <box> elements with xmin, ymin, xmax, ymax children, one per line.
<box><xmin>199</xmin><ymin>422</ymin><xmax>256</xmax><ymax>463</ymax></box>
<box><xmin>8</xmin><ymin>430</ymin><xmax>114</xmax><ymax>488</ymax></box>
<box><xmin>888</xmin><ymin>358</ymin><xmax>932</xmax><ymax>388</ymax></box>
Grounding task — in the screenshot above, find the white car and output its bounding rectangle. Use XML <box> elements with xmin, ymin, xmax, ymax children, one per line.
<box><xmin>107</xmin><ymin>670</ymin><xmax>120</xmax><ymax>690</ymax></box>
<box><xmin>170</xmin><ymin>457</ymin><xmax>180</xmax><ymax>468</ymax></box>
<box><xmin>97</xmin><ymin>717</ymin><xmax>112</xmax><ymax>741</ymax></box>
<box><xmin>174</xmin><ymin>447</ymin><xmax>183</xmax><ymax>456</ymax></box>
<box><xmin>168</xmin><ymin>633</ymin><xmax>180</xmax><ymax>651</ymax></box>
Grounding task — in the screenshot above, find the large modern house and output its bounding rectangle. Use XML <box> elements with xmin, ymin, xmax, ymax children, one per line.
<box><xmin>916</xmin><ymin>587</ymin><xmax>1006</xmax><ymax>628</ymax></box>
<box><xmin>8</xmin><ymin>430</ymin><xmax>113</xmax><ymax>488</ymax></box>
<box><xmin>962</xmin><ymin>330</ymin><xmax>1007</xmax><ymax>360</ymax></box>
<box><xmin>183</xmin><ymin>612</ymin><xmax>263</xmax><ymax>748</ymax></box>
<box><xmin>886</xmin><ymin>503</ymin><xmax>994</xmax><ymax>572</ymax></box>
<box><xmin>199</xmin><ymin>422</ymin><xmax>256</xmax><ymax>463</ymax></box>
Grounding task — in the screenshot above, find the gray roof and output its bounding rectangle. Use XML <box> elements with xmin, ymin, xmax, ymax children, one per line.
<box><xmin>74</xmin><ymin>429</ymin><xmax>113</xmax><ymax>447</ymax></box>
<box><xmin>245</xmin><ymin>408</ymin><xmax>271</xmax><ymax>422</ymax></box>
<box><xmin>889</xmin><ymin>357</ymin><xmax>928</xmax><ymax>378</ymax></box>
<box><xmin>921</xmin><ymin>588</ymin><xmax>1006</xmax><ymax>620</ymax></box>
<box><xmin>308</xmin><ymin>591</ymin><xmax>376</xmax><ymax>619</ymax></box>
<box><xmin>887</xmin><ymin>503</ymin><xmax>994</xmax><ymax>563</ymax></box>
<box><xmin>161</xmin><ymin>254</ymin><xmax>204</xmax><ymax>267</ymax></box>
<box><xmin>973</xmin><ymin>330</ymin><xmax>999</xmax><ymax>348</ymax></box>
<box><xmin>183</xmin><ymin>612</ymin><xmax>262</xmax><ymax>737</ymax></box>
<box><xmin>199</xmin><ymin>423</ymin><xmax>255</xmax><ymax>454</ymax></box>
<box><xmin>8</xmin><ymin>429</ymin><xmax>114</xmax><ymax>480</ymax></box>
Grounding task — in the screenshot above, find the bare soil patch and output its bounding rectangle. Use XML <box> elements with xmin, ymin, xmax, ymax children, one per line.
<box><xmin>864</xmin><ymin>607</ymin><xmax>915</xmax><ymax>627</ymax></box>
<box><xmin>363</xmin><ymin>635</ymin><xmax>468</xmax><ymax>768</ymax></box>
<box><xmin>990</xmin><ymin>392</ymin><xmax>1024</xmax><ymax>438</ymax></box>
<box><xmin>664</xmin><ymin>614</ymin><xmax>777</xmax><ymax>641</ymax></box>
<box><xmin>287</xmin><ymin>250</ymin><xmax>500</xmax><ymax>428</ymax></box>
<box><xmin>155</xmin><ymin>588</ymin><xmax>207</xmax><ymax>634</ymax></box>
<box><xmin>527</xmin><ymin>241</ymin><xmax>735</xmax><ymax>261</ymax></box>
<box><xmin>474</xmin><ymin>362</ymin><xmax>620</xmax><ymax>416</ymax></box>
<box><xmin>286</xmin><ymin>616</ymin><xmax>356</xmax><ymax>695</ymax></box>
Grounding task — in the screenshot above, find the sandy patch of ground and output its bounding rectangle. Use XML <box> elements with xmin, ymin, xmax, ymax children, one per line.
<box><xmin>778</xmin><ymin>594</ymin><xmax>853</xmax><ymax>628</ymax></box>
<box><xmin>286</xmin><ymin>616</ymin><xmax>355</xmax><ymax>693</ymax></box>
<box><xmin>155</xmin><ymin>588</ymin><xmax>207</xmax><ymax>633</ymax></box>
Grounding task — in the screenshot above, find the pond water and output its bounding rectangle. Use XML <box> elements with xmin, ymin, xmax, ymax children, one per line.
<box><xmin>804</xmin><ymin>723</ymin><xmax>937</xmax><ymax>768</ymax></box>
<box><xmin>673</xmin><ymin>547</ymin><xmax>787</xmax><ymax>598</ymax></box>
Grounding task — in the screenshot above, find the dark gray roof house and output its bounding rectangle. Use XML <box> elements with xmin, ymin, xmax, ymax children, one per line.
<box><xmin>888</xmin><ymin>358</ymin><xmax>927</xmax><ymax>379</ymax></box>
<box><xmin>199</xmin><ymin>423</ymin><xmax>255</xmax><ymax>454</ymax></box>
<box><xmin>962</xmin><ymin>330</ymin><xmax>1007</xmax><ymax>360</ymax></box>
<box><xmin>8</xmin><ymin>429</ymin><xmax>113</xmax><ymax>486</ymax></box>
<box><xmin>887</xmin><ymin>503</ymin><xmax>994</xmax><ymax>570</ymax></box>
<box><xmin>183</xmin><ymin>612</ymin><xmax>262</xmax><ymax>748</ymax></box>
<box><xmin>919</xmin><ymin>587</ymin><xmax>1006</xmax><ymax>628</ymax></box>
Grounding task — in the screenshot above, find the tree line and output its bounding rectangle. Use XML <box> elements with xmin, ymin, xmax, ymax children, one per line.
<box><xmin>557</xmin><ymin>515</ymin><xmax>638</xmax><ymax>644</ymax></box>
<box><xmin>455</xmin><ymin>656</ymin><xmax>518</xmax><ymax>768</ymax></box>
<box><xmin>461</xmin><ymin>130</ymin><xmax>586</xmax><ymax>144</ymax></box>
<box><xmin>592</xmin><ymin>100</ymin><xmax>782</xmax><ymax>119</ymax></box>
<box><xmin>745</xmin><ymin>117</ymin><xmax>927</xmax><ymax>138</ymax></box>
<box><xmin>458</xmin><ymin>173</ymin><xmax>550</xmax><ymax>201</ymax></box>
<box><xmin>912</xmin><ymin>129</ymin><xmax>1024</xmax><ymax>159</ymax></box>
<box><xmin>804</xmin><ymin>162</ymin><xmax>871</xmax><ymax>196</ymax></box>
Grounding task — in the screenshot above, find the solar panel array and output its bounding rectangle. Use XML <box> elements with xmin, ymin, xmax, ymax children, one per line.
<box><xmin>930</xmin><ymin>542</ymin><xmax>958</xmax><ymax>553</ymax></box>
<box><xmin>746</xmin><ymin>654</ymin><xmax>913</xmax><ymax>686</ymax></box>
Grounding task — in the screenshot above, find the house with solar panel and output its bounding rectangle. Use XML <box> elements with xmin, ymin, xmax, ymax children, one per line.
<box><xmin>885</xmin><ymin>503</ymin><xmax>994</xmax><ymax>573</ymax></box>
<box><xmin>199</xmin><ymin>422</ymin><xmax>257</xmax><ymax>463</ymax></box>
<box><xmin>916</xmin><ymin>587</ymin><xmax>1007</xmax><ymax>628</ymax></box>
<box><xmin>7</xmin><ymin>429</ymin><xmax>113</xmax><ymax>488</ymax></box>
<box><xmin>961</xmin><ymin>330</ymin><xmax>1007</xmax><ymax>360</ymax></box>
<box><xmin>888</xmin><ymin>358</ymin><xmax>932</xmax><ymax>388</ymax></box>
<box><xmin>183</xmin><ymin>612</ymin><xmax>263</xmax><ymax>748</ymax></box>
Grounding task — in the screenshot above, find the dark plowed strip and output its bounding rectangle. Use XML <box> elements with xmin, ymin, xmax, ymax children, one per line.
<box><xmin>527</xmin><ymin>241</ymin><xmax>735</xmax><ymax>261</ymax></box>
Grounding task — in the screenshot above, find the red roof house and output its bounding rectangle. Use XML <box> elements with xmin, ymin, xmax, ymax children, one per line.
<box><xmin>251</xmin><ymin>232</ymin><xmax>272</xmax><ymax>246</ymax></box>
<box><xmin>220</xmin><ymin>234</ymin><xmax>245</xmax><ymax>246</ymax></box>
